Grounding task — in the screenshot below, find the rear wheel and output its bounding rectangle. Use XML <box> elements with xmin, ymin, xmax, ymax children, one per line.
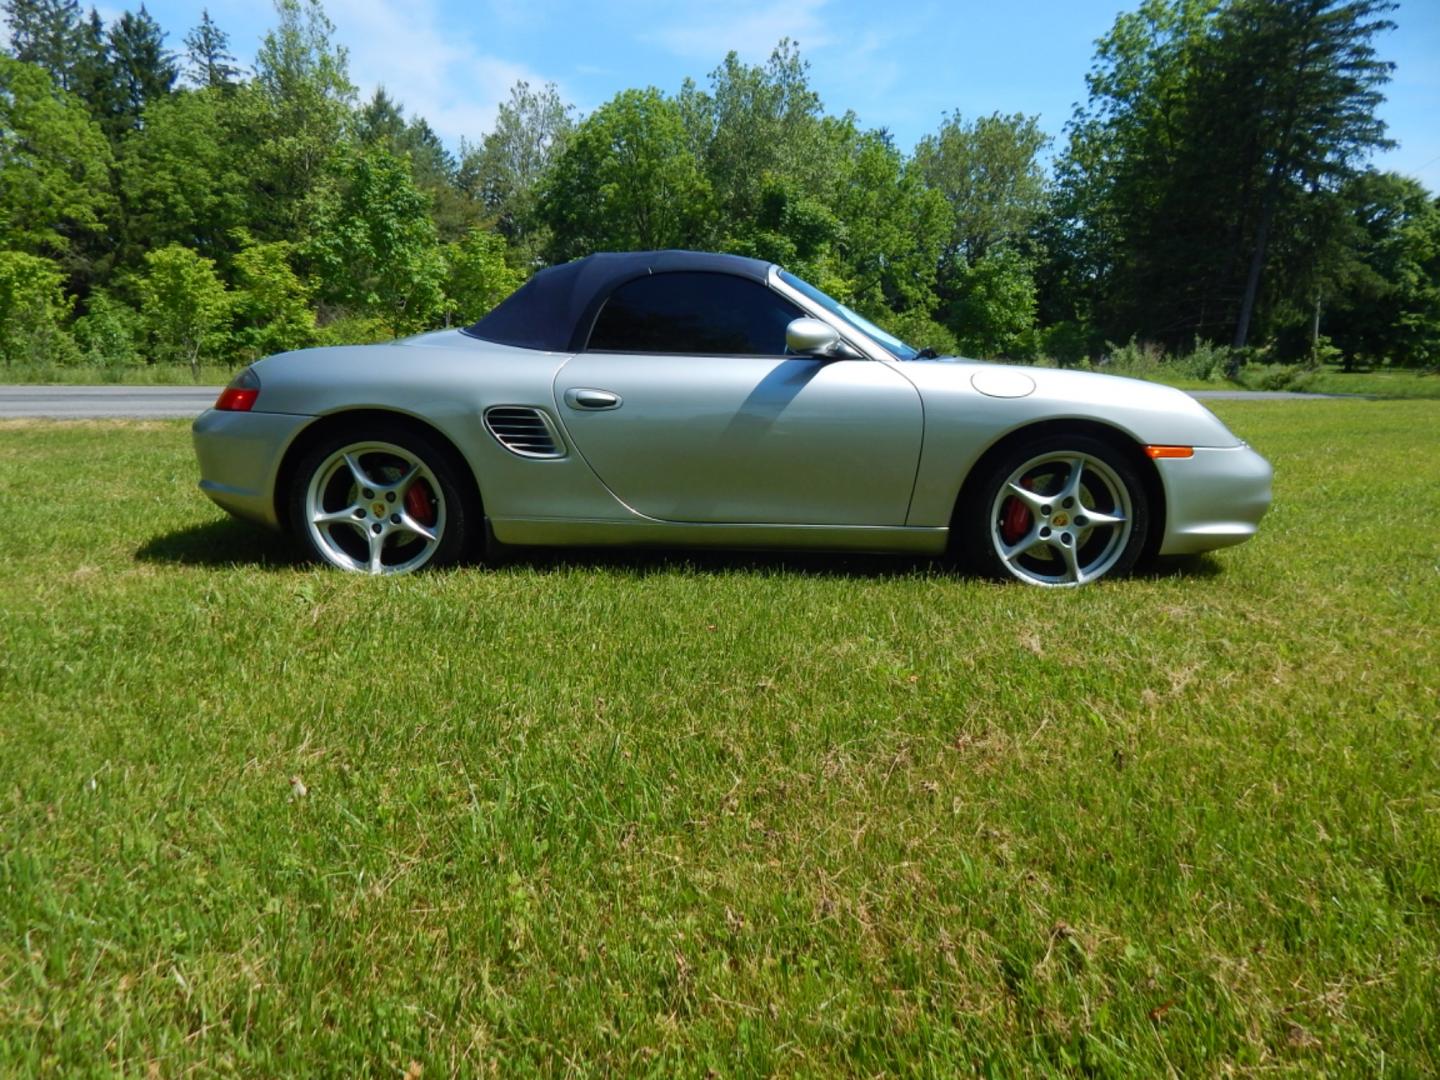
<box><xmin>960</xmin><ymin>434</ymin><xmax>1149</xmax><ymax>586</ymax></box>
<box><xmin>288</xmin><ymin>424</ymin><xmax>473</xmax><ymax>574</ymax></box>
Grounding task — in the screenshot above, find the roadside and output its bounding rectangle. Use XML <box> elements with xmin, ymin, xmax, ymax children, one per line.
<box><xmin>2</xmin><ymin>361</ymin><xmax>1434</xmax><ymax>399</ymax></box>
<box><xmin>0</xmin><ymin>383</ymin><xmax>1378</xmax><ymax>420</ymax></box>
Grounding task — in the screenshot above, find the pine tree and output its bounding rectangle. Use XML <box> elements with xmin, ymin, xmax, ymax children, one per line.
<box><xmin>3</xmin><ymin>0</ymin><xmax>83</xmax><ymax>90</ymax></box>
<box><xmin>105</xmin><ymin>5</ymin><xmax>178</xmax><ymax>133</ymax></box>
<box><xmin>183</xmin><ymin>9</ymin><xmax>239</xmax><ymax>89</ymax></box>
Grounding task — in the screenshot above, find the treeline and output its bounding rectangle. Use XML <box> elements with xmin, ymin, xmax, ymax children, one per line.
<box><xmin>2</xmin><ymin>0</ymin><xmax>1437</xmax><ymax>376</ymax></box>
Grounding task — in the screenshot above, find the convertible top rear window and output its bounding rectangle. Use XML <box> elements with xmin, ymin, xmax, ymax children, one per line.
<box><xmin>463</xmin><ymin>250</ymin><xmax>774</xmax><ymax>353</ymax></box>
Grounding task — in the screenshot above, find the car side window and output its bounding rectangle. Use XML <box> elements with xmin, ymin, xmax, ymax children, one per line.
<box><xmin>586</xmin><ymin>272</ymin><xmax>803</xmax><ymax>355</ymax></box>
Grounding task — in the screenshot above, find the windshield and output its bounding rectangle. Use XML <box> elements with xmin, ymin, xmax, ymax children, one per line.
<box><xmin>778</xmin><ymin>270</ymin><xmax>918</xmax><ymax>360</ymax></box>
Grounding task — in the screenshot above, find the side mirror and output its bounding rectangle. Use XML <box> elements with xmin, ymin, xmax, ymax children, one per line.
<box><xmin>785</xmin><ymin>317</ymin><xmax>845</xmax><ymax>357</ymax></box>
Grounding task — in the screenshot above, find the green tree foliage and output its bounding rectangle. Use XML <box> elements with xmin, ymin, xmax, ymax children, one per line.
<box><xmin>0</xmin><ymin>0</ymin><xmax>1428</xmax><ymax>371</ymax></box>
<box><xmin>460</xmin><ymin>80</ymin><xmax>573</xmax><ymax>261</ymax></box>
<box><xmin>444</xmin><ymin>228</ymin><xmax>525</xmax><ymax>324</ymax></box>
<box><xmin>72</xmin><ymin>290</ymin><xmax>142</xmax><ymax>366</ymax></box>
<box><xmin>912</xmin><ymin>111</ymin><xmax>1050</xmax><ymax>263</ymax></box>
<box><xmin>540</xmin><ymin>88</ymin><xmax>712</xmax><ymax>262</ymax></box>
<box><xmin>183</xmin><ymin>9</ymin><xmax>240</xmax><ymax>90</ymax></box>
<box><xmin>1055</xmin><ymin>0</ymin><xmax>1397</xmax><ymax>351</ymax></box>
<box><xmin>104</xmin><ymin>5</ymin><xmax>179</xmax><ymax>136</ymax></box>
<box><xmin>831</xmin><ymin>130</ymin><xmax>949</xmax><ymax>317</ymax></box>
<box><xmin>357</xmin><ymin>88</ymin><xmax>472</xmax><ymax>240</ymax></box>
<box><xmin>137</xmin><ymin>244</ymin><xmax>230</xmax><ymax>376</ymax></box>
<box><xmin>0</xmin><ymin>249</ymin><xmax>79</xmax><ymax>365</ymax></box>
<box><xmin>243</xmin><ymin>0</ymin><xmax>355</xmax><ymax>235</ymax></box>
<box><xmin>2</xmin><ymin>0</ymin><xmax>82</xmax><ymax>90</ymax></box>
<box><xmin>1326</xmin><ymin>172</ymin><xmax>1440</xmax><ymax>367</ymax></box>
<box><xmin>230</xmin><ymin>235</ymin><xmax>317</xmax><ymax>358</ymax></box>
<box><xmin>943</xmin><ymin>248</ymin><xmax>1040</xmax><ymax>358</ymax></box>
<box><xmin>307</xmin><ymin>146</ymin><xmax>447</xmax><ymax>334</ymax></box>
<box><xmin>0</xmin><ymin>57</ymin><xmax>114</xmax><ymax>259</ymax></box>
<box><xmin>117</xmin><ymin>87</ymin><xmax>249</xmax><ymax>261</ymax></box>
<box><xmin>680</xmin><ymin>42</ymin><xmax>830</xmax><ymax>241</ymax></box>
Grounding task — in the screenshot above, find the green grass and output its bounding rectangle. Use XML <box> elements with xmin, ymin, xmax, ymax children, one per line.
<box><xmin>1114</xmin><ymin>364</ymin><xmax>1440</xmax><ymax>398</ymax></box>
<box><xmin>2</xmin><ymin>402</ymin><xmax>1437</xmax><ymax>1075</ymax></box>
<box><xmin>0</xmin><ymin>363</ymin><xmax>235</xmax><ymax>386</ymax></box>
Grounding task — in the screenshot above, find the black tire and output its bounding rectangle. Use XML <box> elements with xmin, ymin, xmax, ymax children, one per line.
<box><xmin>957</xmin><ymin>433</ymin><xmax>1150</xmax><ymax>586</ymax></box>
<box><xmin>287</xmin><ymin>420</ymin><xmax>477</xmax><ymax>574</ymax></box>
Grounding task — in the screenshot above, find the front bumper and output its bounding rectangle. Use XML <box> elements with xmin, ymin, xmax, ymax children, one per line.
<box><xmin>192</xmin><ymin>408</ymin><xmax>313</xmax><ymax>529</ymax></box>
<box><xmin>1157</xmin><ymin>444</ymin><xmax>1273</xmax><ymax>556</ymax></box>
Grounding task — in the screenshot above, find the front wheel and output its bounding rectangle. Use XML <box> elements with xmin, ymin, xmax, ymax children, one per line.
<box><xmin>288</xmin><ymin>424</ymin><xmax>474</xmax><ymax>574</ymax></box>
<box><xmin>959</xmin><ymin>435</ymin><xmax>1150</xmax><ymax>587</ymax></box>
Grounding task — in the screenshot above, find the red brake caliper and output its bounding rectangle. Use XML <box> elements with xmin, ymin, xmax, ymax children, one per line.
<box><xmin>1000</xmin><ymin>477</ymin><xmax>1033</xmax><ymax>545</ymax></box>
<box><xmin>404</xmin><ymin>479</ymin><xmax>436</xmax><ymax>526</ymax></box>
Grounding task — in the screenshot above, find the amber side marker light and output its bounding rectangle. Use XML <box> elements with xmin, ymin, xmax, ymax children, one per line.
<box><xmin>215</xmin><ymin>368</ymin><xmax>260</xmax><ymax>412</ymax></box>
<box><xmin>1146</xmin><ymin>445</ymin><xmax>1194</xmax><ymax>459</ymax></box>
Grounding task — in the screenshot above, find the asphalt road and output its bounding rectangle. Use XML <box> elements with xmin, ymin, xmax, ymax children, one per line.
<box><xmin>0</xmin><ymin>385</ymin><xmax>222</xmax><ymax>418</ymax></box>
<box><xmin>0</xmin><ymin>384</ymin><xmax>1353</xmax><ymax>420</ymax></box>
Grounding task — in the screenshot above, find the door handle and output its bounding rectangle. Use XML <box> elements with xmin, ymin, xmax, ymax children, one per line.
<box><xmin>564</xmin><ymin>388</ymin><xmax>622</xmax><ymax>410</ymax></box>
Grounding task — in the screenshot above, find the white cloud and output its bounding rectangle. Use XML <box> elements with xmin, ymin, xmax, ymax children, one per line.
<box><xmin>642</xmin><ymin>0</ymin><xmax>834</xmax><ymax>62</ymax></box>
<box><xmin>326</xmin><ymin>0</ymin><xmax>557</xmax><ymax>146</ymax></box>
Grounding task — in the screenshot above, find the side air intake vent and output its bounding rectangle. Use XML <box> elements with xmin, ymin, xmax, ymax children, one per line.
<box><xmin>484</xmin><ymin>406</ymin><xmax>565</xmax><ymax>459</ymax></box>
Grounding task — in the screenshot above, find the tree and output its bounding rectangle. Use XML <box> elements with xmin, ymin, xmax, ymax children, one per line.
<box><xmin>444</xmin><ymin>228</ymin><xmax>524</xmax><ymax>324</ymax></box>
<box><xmin>105</xmin><ymin>5</ymin><xmax>179</xmax><ymax>135</ymax></box>
<box><xmin>0</xmin><ymin>57</ymin><xmax>114</xmax><ymax>259</ymax></box>
<box><xmin>307</xmin><ymin>145</ymin><xmax>447</xmax><ymax>334</ymax></box>
<box><xmin>461</xmin><ymin>80</ymin><xmax>573</xmax><ymax>259</ymax></box>
<box><xmin>1054</xmin><ymin>0</ymin><xmax>1397</xmax><ymax>350</ymax></box>
<box><xmin>942</xmin><ymin>248</ymin><xmax>1039</xmax><ymax>358</ymax></box>
<box><xmin>230</xmin><ymin>235</ymin><xmax>316</xmax><ymax>357</ymax></box>
<box><xmin>0</xmin><ymin>250</ymin><xmax>80</xmax><ymax>366</ymax></box>
<box><xmin>1212</xmin><ymin>0</ymin><xmax>1397</xmax><ymax>347</ymax></box>
<box><xmin>72</xmin><ymin>289</ymin><xmax>142</xmax><ymax>366</ymax></box>
<box><xmin>242</xmin><ymin>0</ymin><xmax>355</xmax><ymax>235</ymax></box>
<box><xmin>679</xmin><ymin>41</ymin><xmax>829</xmax><ymax>242</ymax></box>
<box><xmin>1326</xmin><ymin>172</ymin><xmax>1440</xmax><ymax>367</ymax></box>
<box><xmin>357</xmin><ymin>88</ymin><xmax>469</xmax><ymax>239</ymax></box>
<box><xmin>539</xmin><ymin>87</ymin><xmax>712</xmax><ymax>262</ymax></box>
<box><xmin>830</xmin><ymin>129</ymin><xmax>949</xmax><ymax>318</ymax></box>
<box><xmin>912</xmin><ymin>111</ymin><xmax>1050</xmax><ymax>263</ymax></box>
<box><xmin>137</xmin><ymin>244</ymin><xmax>230</xmax><ymax>375</ymax></box>
<box><xmin>183</xmin><ymin>9</ymin><xmax>239</xmax><ymax>89</ymax></box>
<box><xmin>2</xmin><ymin>0</ymin><xmax>83</xmax><ymax>90</ymax></box>
<box><xmin>116</xmin><ymin>86</ymin><xmax>249</xmax><ymax>262</ymax></box>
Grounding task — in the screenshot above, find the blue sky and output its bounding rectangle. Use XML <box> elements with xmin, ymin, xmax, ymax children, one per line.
<box><xmin>134</xmin><ymin>0</ymin><xmax>1440</xmax><ymax>190</ymax></box>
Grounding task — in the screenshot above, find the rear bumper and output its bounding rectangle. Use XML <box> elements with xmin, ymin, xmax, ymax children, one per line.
<box><xmin>1157</xmin><ymin>444</ymin><xmax>1273</xmax><ymax>556</ymax></box>
<box><xmin>192</xmin><ymin>409</ymin><xmax>313</xmax><ymax>529</ymax></box>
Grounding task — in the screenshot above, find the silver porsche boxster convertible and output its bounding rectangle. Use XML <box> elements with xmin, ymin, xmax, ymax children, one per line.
<box><xmin>192</xmin><ymin>250</ymin><xmax>1271</xmax><ymax>585</ymax></box>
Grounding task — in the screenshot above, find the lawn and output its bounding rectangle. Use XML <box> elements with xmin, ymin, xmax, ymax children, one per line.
<box><xmin>1</xmin><ymin>401</ymin><xmax>1437</xmax><ymax>1076</ymax></box>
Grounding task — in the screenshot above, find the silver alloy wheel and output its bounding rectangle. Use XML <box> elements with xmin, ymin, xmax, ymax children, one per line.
<box><xmin>989</xmin><ymin>451</ymin><xmax>1133</xmax><ymax>587</ymax></box>
<box><xmin>304</xmin><ymin>440</ymin><xmax>447</xmax><ymax>575</ymax></box>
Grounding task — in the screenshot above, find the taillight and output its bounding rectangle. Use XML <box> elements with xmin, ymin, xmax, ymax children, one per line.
<box><xmin>215</xmin><ymin>368</ymin><xmax>260</xmax><ymax>412</ymax></box>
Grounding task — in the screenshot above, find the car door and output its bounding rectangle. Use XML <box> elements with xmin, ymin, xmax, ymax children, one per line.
<box><xmin>553</xmin><ymin>271</ymin><xmax>924</xmax><ymax>526</ymax></box>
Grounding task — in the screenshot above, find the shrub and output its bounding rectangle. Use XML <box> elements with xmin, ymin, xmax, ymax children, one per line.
<box><xmin>0</xmin><ymin>250</ymin><xmax>80</xmax><ymax>367</ymax></box>
<box><xmin>72</xmin><ymin>291</ymin><xmax>143</xmax><ymax>367</ymax></box>
<box><xmin>231</xmin><ymin>237</ymin><xmax>317</xmax><ymax>360</ymax></box>
<box><xmin>137</xmin><ymin>245</ymin><xmax>231</xmax><ymax>377</ymax></box>
<box><xmin>444</xmin><ymin>229</ymin><xmax>525</xmax><ymax>325</ymax></box>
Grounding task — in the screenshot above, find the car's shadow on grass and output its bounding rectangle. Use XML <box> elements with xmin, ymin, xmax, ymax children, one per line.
<box><xmin>136</xmin><ymin>517</ymin><xmax>298</xmax><ymax>569</ymax></box>
<box><xmin>496</xmin><ymin>546</ymin><xmax>1224</xmax><ymax>582</ymax></box>
<box><xmin>137</xmin><ymin>516</ymin><xmax>1225</xmax><ymax>582</ymax></box>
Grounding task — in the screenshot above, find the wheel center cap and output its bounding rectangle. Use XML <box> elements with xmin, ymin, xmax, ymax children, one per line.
<box><xmin>372</xmin><ymin>502</ymin><xmax>385</xmax><ymax>516</ymax></box>
<box><xmin>1053</xmin><ymin>512</ymin><xmax>1069</xmax><ymax>527</ymax></box>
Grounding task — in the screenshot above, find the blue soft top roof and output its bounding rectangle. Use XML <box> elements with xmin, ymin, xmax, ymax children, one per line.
<box><xmin>462</xmin><ymin>250</ymin><xmax>773</xmax><ymax>353</ymax></box>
